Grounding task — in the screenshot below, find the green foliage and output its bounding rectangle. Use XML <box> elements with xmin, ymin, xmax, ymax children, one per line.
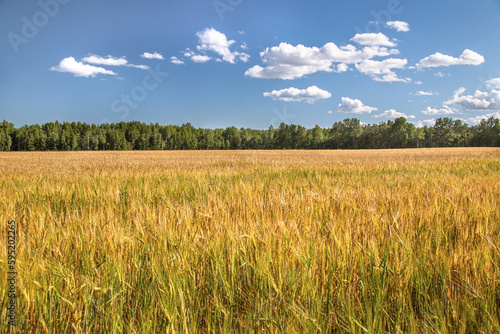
<box><xmin>1</xmin><ymin>117</ymin><xmax>499</xmax><ymax>151</ymax></box>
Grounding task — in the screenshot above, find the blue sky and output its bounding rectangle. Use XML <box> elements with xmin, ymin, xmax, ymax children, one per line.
<box><xmin>1</xmin><ymin>0</ymin><xmax>500</xmax><ymax>129</ymax></box>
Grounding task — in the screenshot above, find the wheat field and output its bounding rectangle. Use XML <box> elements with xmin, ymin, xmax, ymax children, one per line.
<box><xmin>1</xmin><ymin>148</ymin><xmax>499</xmax><ymax>333</ymax></box>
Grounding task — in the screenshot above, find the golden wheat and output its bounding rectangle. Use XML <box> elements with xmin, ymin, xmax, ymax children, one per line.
<box><xmin>1</xmin><ymin>148</ymin><xmax>499</xmax><ymax>332</ymax></box>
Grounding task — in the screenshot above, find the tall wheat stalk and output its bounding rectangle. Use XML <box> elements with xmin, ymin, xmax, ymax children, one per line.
<box><xmin>1</xmin><ymin>148</ymin><xmax>499</xmax><ymax>333</ymax></box>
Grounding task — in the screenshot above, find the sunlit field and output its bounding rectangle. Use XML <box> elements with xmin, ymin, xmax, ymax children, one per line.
<box><xmin>1</xmin><ymin>148</ymin><xmax>499</xmax><ymax>333</ymax></box>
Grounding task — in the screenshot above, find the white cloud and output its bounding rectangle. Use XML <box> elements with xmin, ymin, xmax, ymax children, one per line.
<box><xmin>245</xmin><ymin>42</ymin><xmax>398</xmax><ymax>80</ymax></box>
<box><xmin>419</xmin><ymin>87</ymin><xmax>500</xmax><ymax>115</ymax></box>
<box><xmin>421</xmin><ymin>106</ymin><xmax>458</xmax><ymax>115</ymax></box>
<box><xmin>263</xmin><ymin>86</ymin><xmax>331</xmax><ymax>103</ymax></box>
<box><xmin>195</xmin><ymin>27</ymin><xmax>249</xmax><ymax>64</ymax></box>
<box><xmin>350</xmin><ymin>33</ymin><xmax>396</xmax><ymax>47</ymax></box>
<box><xmin>415</xmin><ymin>80</ymin><xmax>423</xmax><ymax>85</ymax></box>
<box><xmin>240</xmin><ymin>42</ymin><xmax>248</xmax><ymax>50</ymax></box>
<box><xmin>486</xmin><ymin>78</ymin><xmax>500</xmax><ymax>89</ymax></box>
<box><xmin>444</xmin><ymin>87</ymin><xmax>500</xmax><ymax>111</ymax></box>
<box><xmin>387</xmin><ymin>21</ymin><xmax>410</xmax><ymax>32</ymax></box>
<box><xmin>170</xmin><ymin>56</ymin><xmax>185</xmax><ymax>65</ymax></box>
<box><xmin>191</xmin><ymin>54</ymin><xmax>212</xmax><ymax>63</ymax></box>
<box><xmin>417</xmin><ymin>49</ymin><xmax>485</xmax><ymax>69</ymax></box>
<box><xmin>373</xmin><ymin>109</ymin><xmax>415</xmax><ymax>118</ymax></box>
<box><xmin>183</xmin><ymin>49</ymin><xmax>195</xmax><ymax>57</ymax></box>
<box><xmin>414</xmin><ymin>119</ymin><xmax>437</xmax><ymax>127</ymax></box>
<box><xmin>327</xmin><ymin>110</ymin><xmax>333</xmax><ymax>114</ymax></box>
<box><xmin>457</xmin><ymin>112</ymin><xmax>500</xmax><ymax>125</ymax></box>
<box><xmin>355</xmin><ymin>58</ymin><xmax>410</xmax><ymax>82</ymax></box>
<box><xmin>126</xmin><ymin>64</ymin><xmax>149</xmax><ymax>70</ymax></box>
<box><xmin>82</xmin><ymin>54</ymin><xmax>128</xmax><ymax>66</ymax></box>
<box><xmin>141</xmin><ymin>52</ymin><xmax>164</xmax><ymax>60</ymax></box>
<box><xmin>434</xmin><ymin>72</ymin><xmax>446</xmax><ymax>77</ymax></box>
<box><xmin>337</xmin><ymin>97</ymin><xmax>377</xmax><ymax>114</ymax></box>
<box><xmin>373</xmin><ymin>73</ymin><xmax>410</xmax><ymax>83</ymax></box>
<box><xmin>82</xmin><ymin>54</ymin><xmax>148</xmax><ymax>70</ymax></box>
<box><xmin>335</xmin><ymin>63</ymin><xmax>349</xmax><ymax>73</ymax></box>
<box><xmin>238</xmin><ymin>53</ymin><xmax>250</xmax><ymax>62</ymax></box>
<box><xmin>413</xmin><ymin>91</ymin><xmax>438</xmax><ymax>96</ymax></box>
<box><xmin>50</xmin><ymin>57</ymin><xmax>117</xmax><ymax>77</ymax></box>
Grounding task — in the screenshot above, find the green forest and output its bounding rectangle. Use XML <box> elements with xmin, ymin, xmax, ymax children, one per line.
<box><xmin>1</xmin><ymin>117</ymin><xmax>499</xmax><ymax>151</ymax></box>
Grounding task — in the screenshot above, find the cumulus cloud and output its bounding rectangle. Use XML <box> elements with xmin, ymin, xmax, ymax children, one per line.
<box><xmin>355</xmin><ymin>58</ymin><xmax>410</xmax><ymax>82</ymax></box>
<box><xmin>183</xmin><ymin>49</ymin><xmax>195</xmax><ymax>58</ymax></box>
<box><xmin>82</xmin><ymin>54</ymin><xmax>128</xmax><ymax>66</ymax></box>
<box><xmin>444</xmin><ymin>87</ymin><xmax>500</xmax><ymax>111</ymax></box>
<box><xmin>191</xmin><ymin>54</ymin><xmax>212</xmax><ymax>63</ymax></box>
<box><xmin>195</xmin><ymin>27</ymin><xmax>250</xmax><ymax>64</ymax></box>
<box><xmin>335</xmin><ymin>63</ymin><xmax>350</xmax><ymax>73</ymax></box>
<box><xmin>82</xmin><ymin>54</ymin><xmax>149</xmax><ymax>70</ymax></box>
<box><xmin>50</xmin><ymin>57</ymin><xmax>117</xmax><ymax>77</ymax></box>
<box><xmin>245</xmin><ymin>42</ymin><xmax>398</xmax><ymax>80</ymax></box>
<box><xmin>419</xmin><ymin>87</ymin><xmax>500</xmax><ymax>115</ymax></box>
<box><xmin>373</xmin><ymin>109</ymin><xmax>415</xmax><ymax>118</ymax></box>
<box><xmin>413</xmin><ymin>91</ymin><xmax>439</xmax><ymax>96</ymax></box>
<box><xmin>170</xmin><ymin>56</ymin><xmax>185</xmax><ymax>65</ymax></box>
<box><xmin>126</xmin><ymin>64</ymin><xmax>149</xmax><ymax>70</ymax></box>
<box><xmin>141</xmin><ymin>52</ymin><xmax>164</xmax><ymax>60</ymax></box>
<box><xmin>486</xmin><ymin>78</ymin><xmax>500</xmax><ymax>89</ymax></box>
<box><xmin>416</xmin><ymin>49</ymin><xmax>484</xmax><ymax>69</ymax></box>
<box><xmin>387</xmin><ymin>21</ymin><xmax>410</xmax><ymax>32</ymax></box>
<box><xmin>421</xmin><ymin>106</ymin><xmax>458</xmax><ymax>115</ymax></box>
<box><xmin>458</xmin><ymin>112</ymin><xmax>500</xmax><ymax>125</ymax></box>
<box><xmin>350</xmin><ymin>33</ymin><xmax>396</xmax><ymax>47</ymax></box>
<box><xmin>337</xmin><ymin>97</ymin><xmax>377</xmax><ymax>114</ymax></box>
<box><xmin>414</xmin><ymin>119</ymin><xmax>437</xmax><ymax>128</ymax></box>
<box><xmin>238</xmin><ymin>52</ymin><xmax>250</xmax><ymax>62</ymax></box>
<box><xmin>263</xmin><ymin>86</ymin><xmax>331</xmax><ymax>103</ymax></box>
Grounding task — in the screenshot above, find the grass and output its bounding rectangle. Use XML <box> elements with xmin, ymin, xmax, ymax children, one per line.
<box><xmin>1</xmin><ymin>148</ymin><xmax>499</xmax><ymax>333</ymax></box>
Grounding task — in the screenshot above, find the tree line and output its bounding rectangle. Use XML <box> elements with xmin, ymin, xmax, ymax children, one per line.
<box><xmin>1</xmin><ymin>117</ymin><xmax>499</xmax><ymax>151</ymax></box>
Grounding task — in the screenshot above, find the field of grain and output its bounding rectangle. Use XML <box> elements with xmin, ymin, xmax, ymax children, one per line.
<box><xmin>1</xmin><ymin>148</ymin><xmax>500</xmax><ymax>333</ymax></box>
